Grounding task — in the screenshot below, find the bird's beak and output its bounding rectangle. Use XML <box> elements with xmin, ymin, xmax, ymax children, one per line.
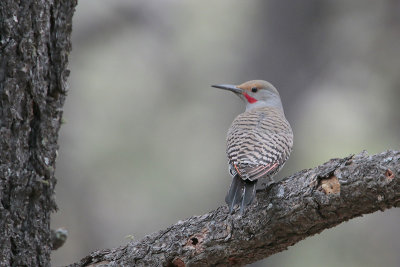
<box><xmin>211</xmin><ymin>84</ymin><xmax>243</xmax><ymax>94</ymax></box>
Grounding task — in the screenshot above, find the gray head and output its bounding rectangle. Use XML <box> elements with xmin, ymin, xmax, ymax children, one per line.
<box><xmin>212</xmin><ymin>80</ymin><xmax>284</xmax><ymax>112</ymax></box>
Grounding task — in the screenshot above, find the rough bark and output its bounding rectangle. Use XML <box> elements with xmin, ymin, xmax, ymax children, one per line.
<box><xmin>71</xmin><ymin>150</ymin><xmax>400</xmax><ymax>267</ymax></box>
<box><xmin>0</xmin><ymin>1</ymin><xmax>76</xmax><ymax>266</ymax></box>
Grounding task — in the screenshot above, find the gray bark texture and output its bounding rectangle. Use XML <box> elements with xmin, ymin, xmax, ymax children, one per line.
<box><xmin>71</xmin><ymin>150</ymin><xmax>400</xmax><ymax>267</ymax></box>
<box><xmin>0</xmin><ymin>0</ymin><xmax>76</xmax><ymax>266</ymax></box>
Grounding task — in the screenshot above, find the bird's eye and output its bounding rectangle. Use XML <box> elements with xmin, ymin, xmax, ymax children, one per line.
<box><xmin>251</xmin><ymin>87</ymin><xmax>258</xmax><ymax>93</ymax></box>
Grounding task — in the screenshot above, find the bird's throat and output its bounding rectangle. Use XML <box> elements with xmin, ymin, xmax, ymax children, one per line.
<box><xmin>243</xmin><ymin>92</ymin><xmax>258</xmax><ymax>104</ymax></box>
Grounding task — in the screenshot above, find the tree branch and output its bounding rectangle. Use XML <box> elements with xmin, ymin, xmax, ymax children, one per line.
<box><xmin>70</xmin><ymin>150</ymin><xmax>400</xmax><ymax>266</ymax></box>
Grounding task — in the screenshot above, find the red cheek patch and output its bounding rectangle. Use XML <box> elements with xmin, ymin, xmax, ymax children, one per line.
<box><xmin>243</xmin><ymin>92</ymin><xmax>258</xmax><ymax>103</ymax></box>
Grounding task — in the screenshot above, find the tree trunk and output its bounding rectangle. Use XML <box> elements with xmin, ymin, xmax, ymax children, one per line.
<box><xmin>0</xmin><ymin>1</ymin><xmax>76</xmax><ymax>266</ymax></box>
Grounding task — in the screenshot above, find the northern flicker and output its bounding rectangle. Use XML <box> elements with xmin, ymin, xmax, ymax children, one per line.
<box><xmin>212</xmin><ymin>80</ymin><xmax>293</xmax><ymax>214</ymax></box>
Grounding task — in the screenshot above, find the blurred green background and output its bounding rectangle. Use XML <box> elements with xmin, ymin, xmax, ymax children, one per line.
<box><xmin>51</xmin><ymin>1</ymin><xmax>400</xmax><ymax>266</ymax></box>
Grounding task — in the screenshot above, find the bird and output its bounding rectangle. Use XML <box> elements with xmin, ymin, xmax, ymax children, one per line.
<box><xmin>212</xmin><ymin>80</ymin><xmax>293</xmax><ymax>215</ymax></box>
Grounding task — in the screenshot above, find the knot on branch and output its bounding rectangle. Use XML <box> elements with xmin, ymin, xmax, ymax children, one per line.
<box><xmin>168</xmin><ymin>258</ymin><xmax>185</xmax><ymax>267</ymax></box>
<box><xmin>385</xmin><ymin>169</ymin><xmax>395</xmax><ymax>180</ymax></box>
<box><xmin>319</xmin><ymin>175</ymin><xmax>340</xmax><ymax>194</ymax></box>
<box><xmin>184</xmin><ymin>228</ymin><xmax>208</xmax><ymax>254</ymax></box>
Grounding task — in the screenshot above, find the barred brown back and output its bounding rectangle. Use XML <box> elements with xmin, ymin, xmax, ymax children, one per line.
<box><xmin>227</xmin><ymin>107</ymin><xmax>293</xmax><ymax>182</ymax></box>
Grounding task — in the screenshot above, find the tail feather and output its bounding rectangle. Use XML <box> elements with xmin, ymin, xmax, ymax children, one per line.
<box><xmin>225</xmin><ymin>175</ymin><xmax>242</xmax><ymax>213</ymax></box>
<box><xmin>242</xmin><ymin>181</ymin><xmax>257</xmax><ymax>207</ymax></box>
<box><xmin>225</xmin><ymin>175</ymin><xmax>257</xmax><ymax>214</ymax></box>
